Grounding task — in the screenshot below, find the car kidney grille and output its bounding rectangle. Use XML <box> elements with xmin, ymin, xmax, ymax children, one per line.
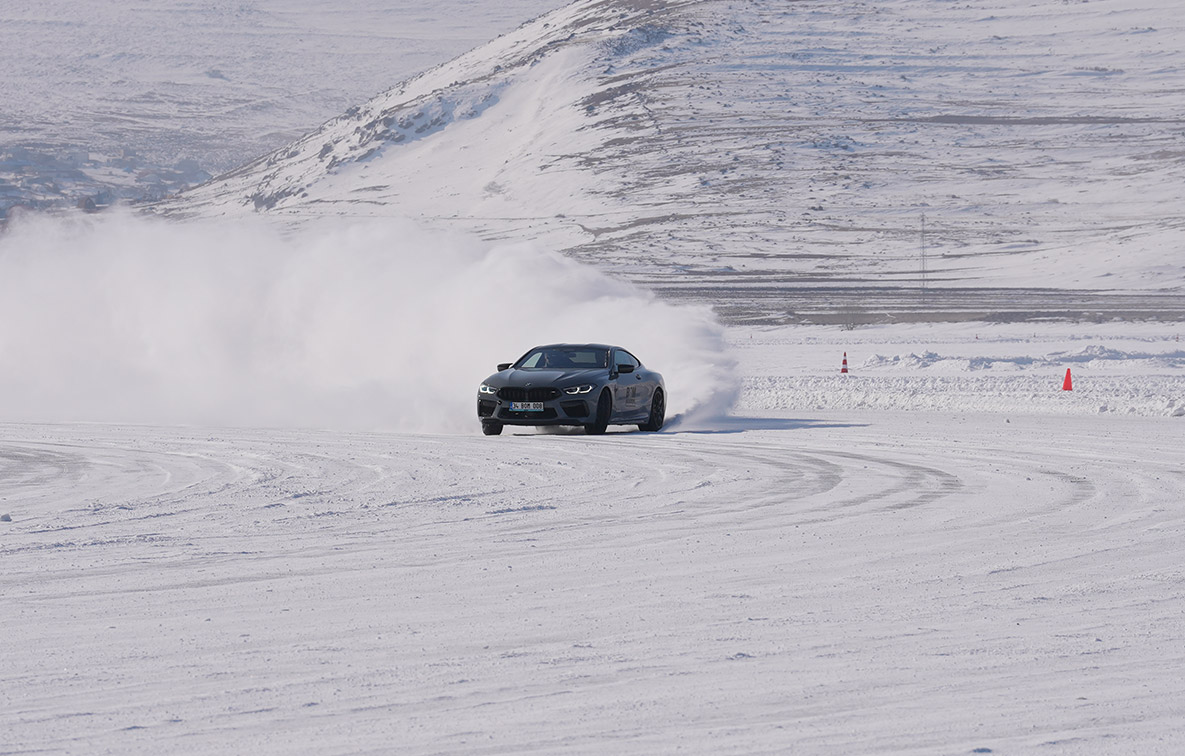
<box><xmin>498</xmin><ymin>387</ymin><xmax>560</xmax><ymax>401</ymax></box>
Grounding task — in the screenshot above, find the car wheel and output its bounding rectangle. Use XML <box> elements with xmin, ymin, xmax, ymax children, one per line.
<box><xmin>482</xmin><ymin>421</ymin><xmax>503</xmax><ymax>436</ymax></box>
<box><xmin>639</xmin><ymin>389</ymin><xmax>665</xmax><ymax>432</ymax></box>
<box><xmin>586</xmin><ymin>390</ymin><xmax>611</xmax><ymax>435</ymax></box>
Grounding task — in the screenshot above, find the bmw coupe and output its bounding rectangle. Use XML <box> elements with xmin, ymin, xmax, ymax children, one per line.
<box><xmin>477</xmin><ymin>344</ymin><xmax>665</xmax><ymax>435</ymax></box>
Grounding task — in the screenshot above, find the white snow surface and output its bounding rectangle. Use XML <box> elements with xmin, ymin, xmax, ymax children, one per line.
<box><xmin>3</xmin><ymin>320</ymin><xmax>1184</xmax><ymax>754</ymax></box>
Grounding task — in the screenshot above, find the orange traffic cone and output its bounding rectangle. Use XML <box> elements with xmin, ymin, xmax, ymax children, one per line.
<box><xmin>1062</xmin><ymin>368</ymin><xmax>1073</xmax><ymax>391</ymax></box>
<box><xmin>841</xmin><ymin>352</ymin><xmax>849</xmax><ymax>374</ymax></box>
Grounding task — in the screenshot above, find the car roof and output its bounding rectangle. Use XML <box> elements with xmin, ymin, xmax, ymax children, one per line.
<box><xmin>532</xmin><ymin>343</ymin><xmax>618</xmax><ymax>351</ymax></box>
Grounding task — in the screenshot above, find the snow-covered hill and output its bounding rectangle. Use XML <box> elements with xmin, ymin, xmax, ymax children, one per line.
<box><xmin>0</xmin><ymin>0</ymin><xmax>561</xmax><ymax>215</ymax></box>
<box><xmin>157</xmin><ymin>0</ymin><xmax>1185</xmax><ymax>322</ymax></box>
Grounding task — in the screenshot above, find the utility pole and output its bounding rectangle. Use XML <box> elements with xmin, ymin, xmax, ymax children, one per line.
<box><xmin>920</xmin><ymin>212</ymin><xmax>928</xmax><ymax>297</ymax></box>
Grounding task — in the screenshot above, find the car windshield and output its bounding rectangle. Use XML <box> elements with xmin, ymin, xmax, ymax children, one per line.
<box><xmin>517</xmin><ymin>347</ymin><xmax>608</xmax><ymax>369</ymax></box>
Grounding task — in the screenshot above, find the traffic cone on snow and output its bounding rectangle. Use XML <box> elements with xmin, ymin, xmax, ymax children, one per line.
<box><xmin>841</xmin><ymin>352</ymin><xmax>849</xmax><ymax>374</ymax></box>
<box><xmin>1062</xmin><ymin>368</ymin><xmax>1073</xmax><ymax>391</ymax></box>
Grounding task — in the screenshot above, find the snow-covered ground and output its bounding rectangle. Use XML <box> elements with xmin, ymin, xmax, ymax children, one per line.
<box><xmin>3</xmin><ymin>318</ymin><xmax>1184</xmax><ymax>754</ymax></box>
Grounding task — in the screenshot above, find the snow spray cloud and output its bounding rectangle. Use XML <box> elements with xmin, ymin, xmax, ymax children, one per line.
<box><xmin>0</xmin><ymin>210</ymin><xmax>737</xmax><ymax>432</ymax></box>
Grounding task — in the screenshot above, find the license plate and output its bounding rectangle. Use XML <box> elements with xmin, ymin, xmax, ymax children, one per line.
<box><xmin>510</xmin><ymin>401</ymin><xmax>544</xmax><ymax>412</ymax></box>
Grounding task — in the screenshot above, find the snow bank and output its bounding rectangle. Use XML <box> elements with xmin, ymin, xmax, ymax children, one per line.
<box><xmin>0</xmin><ymin>210</ymin><xmax>736</xmax><ymax>430</ymax></box>
<box><xmin>740</xmin><ymin>375</ymin><xmax>1185</xmax><ymax>418</ymax></box>
<box><xmin>862</xmin><ymin>345</ymin><xmax>1185</xmax><ymax>373</ymax></box>
<box><xmin>732</xmin><ymin>323</ymin><xmax>1185</xmax><ymax>418</ymax></box>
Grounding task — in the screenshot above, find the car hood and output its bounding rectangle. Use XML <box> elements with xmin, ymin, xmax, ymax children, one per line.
<box><xmin>487</xmin><ymin>368</ymin><xmax>604</xmax><ymax>386</ymax></box>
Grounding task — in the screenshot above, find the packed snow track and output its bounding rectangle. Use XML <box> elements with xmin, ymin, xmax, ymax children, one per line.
<box><xmin>3</xmin><ymin>414</ymin><xmax>1183</xmax><ymax>754</ymax></box>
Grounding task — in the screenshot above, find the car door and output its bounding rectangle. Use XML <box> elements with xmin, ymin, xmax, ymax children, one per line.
<box><xmin>611</xmin><ymin>349</ymin><xmax>644</xmax><ymax>419</ymax></box>
<box><xmin>635</xmin><ymin>360</ymin><xmax>659</xmax><ymax>417</ymax></box>
<box><xmin>629</xmin><ymin>353</ymin><xmax>659</xmax><ymax>419</ymax></box>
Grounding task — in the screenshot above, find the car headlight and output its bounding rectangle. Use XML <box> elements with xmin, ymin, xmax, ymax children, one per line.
<box><xmin>479</xmin><ymin>384</ymin><xmax>497</xmax><ymax>395</ymax></box>
<box><xmin>563</xmin><ymin>384</ymin><xmax>595</xmax><ymax>395</ymax></box>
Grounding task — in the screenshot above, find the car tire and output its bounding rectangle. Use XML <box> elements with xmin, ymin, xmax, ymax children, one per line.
<box><xmin>482</xmin><ymin>421</ymin><xmax>503</xmax><ymax>436</ymax></box>
<box><xmin>586</xmin><ymin>391</ymin><xmax>611</xmax><ymax>435</ymax></box>
<box><xmin>639</xmin><ymin>389</ymin><xmax>665</xmax><ymax>432</ymax></box>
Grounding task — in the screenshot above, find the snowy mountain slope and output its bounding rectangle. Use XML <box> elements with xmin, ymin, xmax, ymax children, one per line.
<box><xmin>0</xmin><ymin>0</ymin><xmax>562</xmax><ymax>215</ymax></box>
<box><xmin>158</xmin><ymin>0</ymin><xmax>1185</xmax><ymax>321</ymax></box>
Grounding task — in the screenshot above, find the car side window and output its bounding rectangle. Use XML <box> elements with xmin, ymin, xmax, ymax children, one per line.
<box><xmin>615</xmin><ymin>350</ymin><xmax>640</xmax><ymax>370</ymax></box>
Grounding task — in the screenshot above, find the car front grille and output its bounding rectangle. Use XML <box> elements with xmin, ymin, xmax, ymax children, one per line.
<box><xmin>497</xmin><ymin>386</ymin><xmax>561</xmax><ymax>402</ymax></box>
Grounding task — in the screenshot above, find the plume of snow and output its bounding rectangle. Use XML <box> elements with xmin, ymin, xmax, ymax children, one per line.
<box><xmin>0</xmin><ymin>210</ymin><xmax>736</xmax><ymax>432</ymax></box>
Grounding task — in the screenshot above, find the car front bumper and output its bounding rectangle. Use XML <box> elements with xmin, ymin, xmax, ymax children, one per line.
<box><xmin>477</xmin><ymin>395</ymin><xmax>592</xmax><ymax>426</ymax></box>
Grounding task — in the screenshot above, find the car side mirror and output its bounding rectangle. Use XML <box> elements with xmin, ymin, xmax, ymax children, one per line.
<box><xmin>617</xmin><ymin>364</ymin><xmax>635</xmax><ymax>374</ymax></box>
<box><xmin>497</xmin><ymin>362</ymin><xmax>512</xmax><ymax>371</ymax></box>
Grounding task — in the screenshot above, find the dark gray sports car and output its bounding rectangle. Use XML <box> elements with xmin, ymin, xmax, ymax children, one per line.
<box><xmin>477</xmin><ymin>344</ymin><xmax>666</xmax><ymax>435</ymax></box>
